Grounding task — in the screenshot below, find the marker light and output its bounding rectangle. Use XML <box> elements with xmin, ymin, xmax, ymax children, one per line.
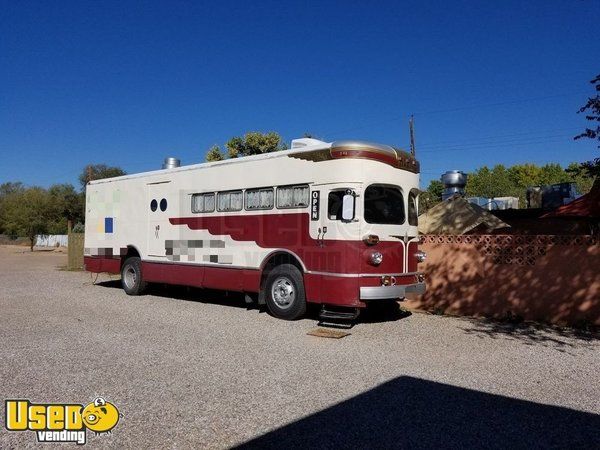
<box><xmin>370</xmin><ymin>252</ymin><xmax>383</xmax><ymax>266</ymax></box>
<box><xmin>363</xmin><ymin>234</ymin><xmax>380</xmax><ymax>245</ymax></box>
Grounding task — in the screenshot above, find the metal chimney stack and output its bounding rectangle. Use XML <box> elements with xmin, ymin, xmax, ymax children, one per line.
<box><xmin>441</xmin><ymin>170</ymin><xmax>467</xmax><ymax>201</ymax></box>
<box><xmin>162</xmin><ymin>157</ymin><xmax>181</xmax><ymax>169</ymax></box>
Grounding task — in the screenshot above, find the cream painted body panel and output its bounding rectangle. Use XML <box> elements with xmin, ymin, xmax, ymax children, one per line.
<box><xmin>84</xmin><ymin>145</ymin><xmax>420</xmax><ymax>271</ymax></box>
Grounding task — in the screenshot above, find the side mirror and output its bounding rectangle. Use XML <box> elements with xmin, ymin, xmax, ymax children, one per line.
<box><xmin>341</xmin><ymin>194</ymin><xmax>355</xmax><ymax>222</ymax></box>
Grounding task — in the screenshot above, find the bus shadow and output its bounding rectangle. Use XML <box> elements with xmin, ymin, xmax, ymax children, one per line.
<box><xmin>95</xmin><ymin>281</ymin><xmax>411</xmax><ymax>324</ymax></box>
<box><xmin>235</xmin><ymin>376</ymin><xmax>600</xmax><ymax>449</ymax></box>
<box><xmin>95</xmin><ymin>280</ymin><xmax>251</xmax><ymax>311</ymax></box>
<box><xmin>359</xmin><ymin>302</ymin><xmax>412</xmax><ymax>324</ymax></box>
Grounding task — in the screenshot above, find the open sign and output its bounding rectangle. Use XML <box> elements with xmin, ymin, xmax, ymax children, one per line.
<box><xmin>311</xmin><ymin>191</ymin><xmax>320</xmax><ymax>220</ymax></box>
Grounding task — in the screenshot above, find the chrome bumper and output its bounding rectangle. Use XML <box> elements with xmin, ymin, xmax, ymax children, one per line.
<box><xmin>360</xmin><ymin>282</ymin><xmax>426</xmax><ymax>300</ymax></box>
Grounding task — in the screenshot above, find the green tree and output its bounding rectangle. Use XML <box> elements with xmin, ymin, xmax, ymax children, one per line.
<box><xmin>538</xmin><ymin>163</ymin><xmax>570</xmax><ymax>186</ymax></box>
<box><xmin>574</xmin><ymin>74</ymin><xmax>600</xmax><ymax>176</ymax></box>
<box><xmin>79</xmin><ymin>164</ymin><xmax>126</xmax><ymax>191</ymax></box>
<box><xmin>205</xmin><ymin>145</ymin><xmax>226</xmax><ymax>162</ymax></box>
<box><xmin>47</xmin><ymin>184</ymin><xmax>84</xmax><ymax>234</ymax></box>
<box><xmin>2</xmin><ymin>187</ymin><xmax>52</xmax><ymax>251</ymax></box>
<box><xmin>508</xmin><ymin>164</ymin><xmax>543</xmax><ymax>189</ymax></box>
<box><xmin>226</xmin><ymin>131</ymin><xmax>286</xmax><ymax>158</ymax></box>
<box><xmin>0</xmin><ymin>182</ymin><xmax>25</xmax><ymax>234</ymax></box>
<box><xmin>0</xmin><ymin>182</ymin><xmax>25</xmax><ymax>197</ymax></box>
<box><xmin>466</xmin><ymin>165</ymin><xmax>514</xmax><ymax>199</ymax></box>
<box><xmin>566</xmin><ymin>162</ymin><xmax>595</xmax><ymax>194</ymax></box>
<box><xmin>418</xmin><ymin>180</ymin><xmax>443</xmax><ymax>213</ymax></box>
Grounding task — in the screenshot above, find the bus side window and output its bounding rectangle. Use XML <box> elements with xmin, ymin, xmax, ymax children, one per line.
<box><xmin>328</xmin><ymin>191</ymin><xmax>345</xmax><ymax>220</ymax></box>
<box><xmin>408</xmin><ymin>190</ymin><xmax>418</xmax><ymax>226</ymax></box>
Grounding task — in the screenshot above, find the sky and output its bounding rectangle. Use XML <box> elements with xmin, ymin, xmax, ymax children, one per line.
<box><xmin>1</xmin><ymin>0</ymin><xmax>599</xmax><ymax>188</ymax></box>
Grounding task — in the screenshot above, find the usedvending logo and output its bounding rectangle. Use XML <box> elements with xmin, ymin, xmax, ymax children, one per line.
<box><xmin>5</xmin><ymin>397</ymin><xmax>121</xmax><ymax>445</ymax></box>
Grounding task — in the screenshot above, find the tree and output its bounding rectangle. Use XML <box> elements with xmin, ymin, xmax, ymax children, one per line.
<box><xmin>566</xmin><ymin>162</ymin><xmax>595</xmax><ymax>194</ymax></box>
<box><xmin>466</xmin><ymin>165</ymin><xmax>514</xmax><ymax>199</ymax></box>
<box><xmin>205</xmin><ymin>145</ymin><xmax>226</xmax><ymax>162</ymax></box>
<box><xmin>79</xmin><ymin>164</ymin><xmax>126</xmax><ymax>191</ymax></box>
<box><xmin>226</xmin><ymin>132</ymin><xmax>286</xmax><ymax>158</ymax></box>
<box><xmin>47</xmin><ymin>184</ymin><xmax>84</xmax><ymax>234</ymax></box>
<box><xmin>2</xmin><ymin>187</ymin><xmax>52</xmax><ymax>251</ymax></box>
<box><xmin>418</xmin><ymin>180</ymin><xmax>443</xmax><ymax>213</ymax></box>
<box><xmin>0</xmin><ymin>182</ymin><xmax>25</xmax><ymax>197</ymax></box>
<box><xmin>0</xmin><ymin>182</ymin><xmax>25</xmax><ymax>234</ymax></box>
<box><xmin>574</xmin><ymin>74</ymin><xmax>600</xmax><ymax>176</ymax></box>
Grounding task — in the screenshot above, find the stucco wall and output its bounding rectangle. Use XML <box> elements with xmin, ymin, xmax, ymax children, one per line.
<box><xmin>404</xmin><ymin>235</ymin><xmax>600</xmax><ymax>326</ymax></box>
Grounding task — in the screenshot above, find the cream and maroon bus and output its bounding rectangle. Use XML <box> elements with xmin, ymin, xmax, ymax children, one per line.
<box><xmin>84</xmin><ymin>138</ymin><xmax>426</xmax><ymax>320</ymax></box>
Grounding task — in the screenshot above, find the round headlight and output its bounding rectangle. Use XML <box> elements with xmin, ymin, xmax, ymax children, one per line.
<box><xmin>370</xmin><ymin>252</ymin><xmax>383</xmax><ymax>266</ymax></box>
<box><xmin>415</xmin><ymin>250</ymin><xmax>427</xmax><ymax>263</ymax></box>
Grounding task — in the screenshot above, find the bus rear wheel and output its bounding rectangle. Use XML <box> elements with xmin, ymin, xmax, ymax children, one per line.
<box><xmin>121</xmin><ymin>257</ymin><xmax>148</xmax><ymax>295</ymax></box>
<box><xmin>265</xmin><ymin>264</ymin><xmax>306</xmax><ymax>320</ymax></box>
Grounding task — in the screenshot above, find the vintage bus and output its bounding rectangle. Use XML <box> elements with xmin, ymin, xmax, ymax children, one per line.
<box><xmin>84</xmin><ymin>138</ymin><xmax>426</xmax><ymax>320</ymax></box>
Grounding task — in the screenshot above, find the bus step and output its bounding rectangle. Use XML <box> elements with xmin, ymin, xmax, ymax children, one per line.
<box><xmin>319</xmin><ymin>306</ymin><xmax>360</xmax><ymax>322</ymax></box>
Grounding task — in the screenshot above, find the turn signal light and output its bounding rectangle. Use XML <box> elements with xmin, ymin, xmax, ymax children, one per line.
<box><xmin>363</xmin><ymin>234</ymin><xmax>380</xmax><ymax>245</ymax></box>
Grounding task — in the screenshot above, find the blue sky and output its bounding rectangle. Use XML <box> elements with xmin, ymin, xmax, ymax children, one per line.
<box><xmin>1</xmin><ymin>0</ymin><xmax>598</xmax><ymax>188</ymax></box>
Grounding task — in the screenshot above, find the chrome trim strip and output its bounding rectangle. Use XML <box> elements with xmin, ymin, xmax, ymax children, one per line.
<box><xmin>141</xmin><ymin>259</ymin><xmax>259</xmax><ymax>271</ymax></box>
<box><xmin>360</xmin><ymin>271</ymin><xmax>420</xmax><ymax>277</ymax></box>
<box><xmin>306</xmin><ymin>270</ymin><xmax>421</xmax><ymax>278</ymax></box>
<box><xmin>360</xmin><ymin>282</ymin><xmax>426</xmax><ymax>300</ymax></box>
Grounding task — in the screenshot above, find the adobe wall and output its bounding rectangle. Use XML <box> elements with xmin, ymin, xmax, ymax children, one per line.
<box><xmin>404</xmin><ymin>235</ymin><xmax>600</xmax><ymax>326</ymax></box>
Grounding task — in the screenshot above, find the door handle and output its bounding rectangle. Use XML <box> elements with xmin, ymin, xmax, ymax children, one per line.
<box><xmin>317</xmin><ymin>227</ymin><xmax>327</xmax><ymax>248</ymax></box>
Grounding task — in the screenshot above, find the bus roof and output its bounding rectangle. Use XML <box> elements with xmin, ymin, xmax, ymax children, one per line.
<box><xmin>88</xmin><ymin>139</ymin><xmax>419</xmax><ymax>185</ymax></box>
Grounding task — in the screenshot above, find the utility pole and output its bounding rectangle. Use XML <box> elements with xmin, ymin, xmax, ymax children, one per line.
<box><xmin>409</xmin><ymin>115</ymin><xmax>416</xmax><ymax>156</ymax></box>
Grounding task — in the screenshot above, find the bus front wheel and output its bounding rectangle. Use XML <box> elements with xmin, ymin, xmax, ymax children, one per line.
<box><xmin>121</xmin><ymin>257</ymin><xmax>148</xmax><ymax>295</ymax></box>
<box><xmin>264</xmin><ymin>264</ymin><xmax>306</xmax><ymax>320</ymax></box>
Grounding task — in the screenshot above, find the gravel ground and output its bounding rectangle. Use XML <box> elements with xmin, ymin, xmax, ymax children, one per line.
<box><xmin>0</xmin><ymin>245</ymin><xmax>598</xmax><ymax>449</ymax></box>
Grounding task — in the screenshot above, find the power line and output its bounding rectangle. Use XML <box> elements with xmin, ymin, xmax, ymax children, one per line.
<box><xmin>417</xmin><ymin>127</ymin><xmax>580</xmax><ymax>149</ymax></box>
<box><xmin>324</xmin><ymin>91</ymin><xmax>587</xmax><ymax>138</ymax></box>
<box><xmin>419</xmin><ymin>134</ymin><xmax>575</xmax><ymax>153</ymax></box>
<box><xmin>412</xmin><ymin>91</ymin><xmax>587</xmax><ymax>116</ymax></box>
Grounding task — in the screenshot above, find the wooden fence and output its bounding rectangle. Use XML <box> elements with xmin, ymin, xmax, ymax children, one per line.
<box><xmin>68</xmin><ymin>233</ymin><xmax>85</xmax><ymax>270</ymax></box>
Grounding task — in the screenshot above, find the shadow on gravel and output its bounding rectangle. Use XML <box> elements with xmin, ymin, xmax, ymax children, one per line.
<box><xmin>96</xmin><ymin>280</ymin><xmax>252</xmax><ymax>311</ymax></box>
<box><xmin>94</xmin><ymin>281</ymin><xmax>412</xmax><ymax>325</ymax></box>
<box><xmin>358</xmin><ymin>302</ymin><xmax>412</xmax><ymax>324</ymax></box>
<box><xmin>236</xmin><ymin>376</ymin><xmax>600</xmax><ymax>449</ymax></box>
<box><xmin>459</xmin><ymin>317</ymin><xmax>600</xmax><ymax>350</ymax></box>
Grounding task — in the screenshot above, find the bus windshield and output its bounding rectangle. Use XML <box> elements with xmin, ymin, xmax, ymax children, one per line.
<box><xmin>364</xmin><ymin>185</ymin><xmax>405</xmax><ymax>225</ymax></box>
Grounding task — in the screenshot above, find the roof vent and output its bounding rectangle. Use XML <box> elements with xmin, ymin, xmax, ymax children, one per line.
<box><xmin>441</xmin><ymin>170</ymin><xmax>467</xmax><ymax>201</ymax></box>
<box><xmin>291</xmin><ymin>138</ymin><xmax>326</xmax><ymax>149</ymax></box>
<box><xmin>162</xmin><ymin>157</ymin><xmax>181</xmax><ymax>169</ymax></box>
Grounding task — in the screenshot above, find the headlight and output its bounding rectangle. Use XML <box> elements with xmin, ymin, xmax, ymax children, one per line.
<box><xmin>415</xmin><ymin>250</ymin><xmax>427</xmax><ymax>263</ymax></box>
<box><xmin>370</xmin><ymin>252</ymin><xmax>383</xmax><ymax>266</ymax></box>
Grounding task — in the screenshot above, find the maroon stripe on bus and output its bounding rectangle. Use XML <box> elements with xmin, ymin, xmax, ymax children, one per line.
<box><xmin>331</xmin><ymin>148</ymin><xmax>399</xmax><ymax>168</ymax></box>
<box><xmin>169</xmin><ymin>213</ymin><xmax>407</xmax><ymax>274</ymax></box>
<box><xmin>84</xmin><ymin>256</ymin><xmax>120</xmax><ymax>274</ymax></box>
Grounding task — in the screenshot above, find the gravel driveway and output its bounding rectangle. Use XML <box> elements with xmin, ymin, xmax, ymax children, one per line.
<box><xmin>0</xmin><ymin>246</ymin><xmax>598</xmax><ymax>448</ymax></box>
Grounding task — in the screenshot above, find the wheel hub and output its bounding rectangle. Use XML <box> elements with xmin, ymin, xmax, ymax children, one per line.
<box><xmin>124</xmin><ymin>266</ymin><xmax>136</xmax><ymax>289</ymax></box>
<box><xmin>271</xmin><ymin>277</ymin><xmax>295</xmax><ymax>309</ymax></box>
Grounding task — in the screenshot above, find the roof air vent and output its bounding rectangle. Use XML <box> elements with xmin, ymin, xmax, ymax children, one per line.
<box><xmin>162</xmin><ymin>157</ymin><xmax>181</xmax><ymax>169</ymax></box>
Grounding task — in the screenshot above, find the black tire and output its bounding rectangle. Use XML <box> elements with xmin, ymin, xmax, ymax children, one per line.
<box><xmin>121</xmin><ymin>257</ymin><xmax>148</xmax><ymax>295</ymax></box>
<box><xmin>264</xmin><ymin>264</ymin><xmax>306</xmax><ymax>320</ymax></box>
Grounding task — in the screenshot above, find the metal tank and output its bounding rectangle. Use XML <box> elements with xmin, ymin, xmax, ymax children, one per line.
<box><xmin>441</xmin><ymin>170</ymin><xmax>467</xmax><ymax>201</ymax></box>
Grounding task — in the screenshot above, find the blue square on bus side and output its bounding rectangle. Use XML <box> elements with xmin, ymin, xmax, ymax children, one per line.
<box><xmin>105</xmin><ymin>217</ymin><xmax>113</xmax><ymax>233</ymax></box>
